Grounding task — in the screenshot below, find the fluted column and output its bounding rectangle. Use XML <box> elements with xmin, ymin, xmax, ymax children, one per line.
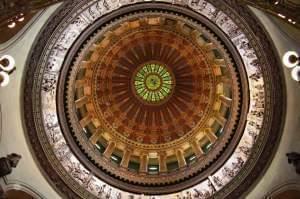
<box><xmin>219</xmin><ymin>95</ymin><xmax>232</xmax><ymax>107</ymax></box>
<box><xmin>176</xmin><ymin>149</ymin><xmax>186</xmax><ymax>168</ymax></box>
<box><xmin>75</xmin><ymin>79</ymin><xmax>86</xmax><ymax>88</ymax></box>
<box><xmin>81</xmin><ymin>60</ymin><xmax>92</xmax><ymax>68</ymax></box>
<box><xmin>103</xmin><ymin>141</ymin><xmax>116</xmax><ymax>159</ymax></box>
<box><xmin>158</xmin><ymin>152</ymin><xmax>167</xmax><ymax>173</ymax></box>
<box><xmin>139</xmin><ymin>153</ymin><xmax>149</xmax><ymax>173</ymax></box>
<box><xmin>79</xmin><ymin>115</ymin><xmax>92</xmax><ymax>127</ymax></box>
<box><xmin>205</xmin><ymin>129</ymin><xmax>218</xmax><ymax>143</ymax></box>
<box><xmin>75</xmin><ymin>96</ymin><xmax>89</xmax><ymax>108</ymax></box>
<box><xmin>214</xmin><ymin>59</ymin><xmax>225</xmax><ymax>66</ymax></box>
<box><xmin>120</xmin><ymin>149</ymin><xmax>132</xmax><ymax>168</ymax></box>
<box><xmin>216</xmin><ymin>77</ymin><xmax>231</xmax><ymax>84</ymax></box>
<box><xmin>190</xmin><ymin>140</ymin><xmax>204</xmax><ymax>157</ymax></box>
<box><xmin>175</xmin><ymin>21</ymin><xmax>185</xmax><ymax>32</ymax></box>
<box><xmin>215</xmin><ymin>113</ymin><xmax>226</xmax><ymax>126</ymax></box>
<box><xmin>89</xmin><ymin>129</ymin><xmax>103</xmax><ymax>145</ymax></box>
<box><xmin>204</xmin><ymin>42</ymin><xmax>215</xmax><ymax>52</ymax></box>
<box><xmin>191</xmin><ymin>30</ymin><xmax>201</xmax><ymax>41</ymax></box>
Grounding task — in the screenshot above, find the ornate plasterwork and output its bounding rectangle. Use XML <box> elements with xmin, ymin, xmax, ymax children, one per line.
<box><xmin>23</xmin><ymin>0</ymin><xmax>285</xmax><ymax>198</ymax></box>
<box><xmin>62</xmin><ymin>10</ymin><xmax>242</xmax><ymax>188</ymax></box>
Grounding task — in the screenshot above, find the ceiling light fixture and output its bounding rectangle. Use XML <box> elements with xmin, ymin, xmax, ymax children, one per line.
<box><xmin>7</xmin><ymin>22</ymin><xmax>16</xmax><ymax>28</ymax></box>
<box><xmin>0</xmin><ymin>72</ymin><xmax>10</xmax><ymax>87</ymax></box>
<box><xmin>0</xmin><ymin>55</ymin><xmax>16</xmax><ymax>87</ymax></box>
<box><xmin>282</xmin><ymin>51</ymin><xmax>300</xmax><ymax>82</ymax></box>
<box><xmin>291</xmin><ymin>67</ymin><xmax>300</xmax><ymax>82</ymax></box>
<box><xmin>278</xmin><ymin>13</ymin><xmax>286</xmax><ymax>19</ymax></box>
<box><xmin>18</xmin><ymin>17</ymin><xmax>25</xmax><ymax>22</ymax></box>
<box><xmin>282</xmin><ymin>51</ymin><xmax>299</xmax><ymax>68</ymax></box>
<box><xmin>0</xmin><ymin>55</ymin><xmax>16</xmax><ymax>72</ymax></box>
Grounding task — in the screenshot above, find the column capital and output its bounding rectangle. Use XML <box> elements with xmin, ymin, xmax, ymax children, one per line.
<box><xmin>176</xmin><ymin>149</ymin><xmax>187</xmax><ymax>168</ymax></box>
<box><xmin>190</xmin><ymin>140</ymin><xmax>204</xmax><ymax>157</ymax></box>
<box><xmin>120</xmin><ymin>148</ymin><xmax>132</xmax><ymax>168</ymax></box>
<box><xmin>139</xmin><ymin>152</ymin><xmax>149</xmax><ymax>173</ymax></box>
<box><xmin>205</xmin><ymin>128</ymin><xmax>218</xmax><ymax>143</ymax></box>
<box><xmin>158</xmin><ymin>152</ymin><xmax>167</xmax><ymax>173</ymax></box>
<box><xmin>103</xmin><ymin>141</ymin><xmax>116</xmax><ymax>159</ymax></box>
<box><xmin>89</xmin><ymin>129</ymin><xmax>104</xmax><ymax>145</ymax></box>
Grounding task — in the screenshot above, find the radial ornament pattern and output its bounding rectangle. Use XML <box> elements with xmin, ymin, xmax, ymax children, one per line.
<box><xmin>23</xmin><ymin>0</ymin><xmax>285</xmax><ymax>198</ymax></box>
<box><xmin>134</xmin><ymin>63</ymin><xmax>173</xmax><ymax>103</ymax></box>
<box><xmin>64</xmin><ymin>11</ymin><xmax>241</xmax><ymax>187</ymax></box>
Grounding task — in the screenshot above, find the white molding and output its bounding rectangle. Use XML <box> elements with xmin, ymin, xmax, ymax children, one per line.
<box><xmin>0</xmin><ymin>10</ymin><xmax>45</xmax><ymax>52</ymax></box>
<box><xmin>2</xmin><ymin>178</ymin><xmax>45</xmax><ymax>199</ymax></box>
<box><xmin>264</xmin><ymin>181</ymin><xmax>300</xmax><ymax>198</ymax></box>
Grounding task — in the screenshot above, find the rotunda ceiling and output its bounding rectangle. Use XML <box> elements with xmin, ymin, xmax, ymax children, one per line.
<box><xmin>23</xmin><ymin>0</ymin><xmax>285</xmax><ymax>198</ymax></box>
<box><xmin>63</xmin><ymin>11</ymin><xmax>243</xmax><ymax>190</ymax></box>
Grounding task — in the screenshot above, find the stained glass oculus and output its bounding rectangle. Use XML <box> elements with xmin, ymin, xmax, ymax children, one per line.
<box><xmin>134</xmin><ymin>63</ymin><xmax>173</xmax><ymax>103</ymax></box>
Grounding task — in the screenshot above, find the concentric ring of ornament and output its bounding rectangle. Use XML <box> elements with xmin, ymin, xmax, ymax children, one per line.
<box><xmin>133</xmin><ymin>63</ymin><xmax>173</xmax><ymax>103</ymax></box>
<box><xmin>23</xmin><ymin>0</ymin><xmax>285</xmax><ymax>198</ymax></box>
<box><xmin>64</xmin><ymin>11</ymin><xmax>241</xmax><ymax>187</ymax></box>
<box><xmin>67</xmin><ymin>11</ymin><xmax>241</xmax><ymax>150</ymax></box>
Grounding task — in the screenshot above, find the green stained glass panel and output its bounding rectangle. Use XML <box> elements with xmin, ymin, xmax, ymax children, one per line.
<box><xmin>134</xmin><ymin>63</ymin><xmax>173</xmax><ymax>103</ymax></box>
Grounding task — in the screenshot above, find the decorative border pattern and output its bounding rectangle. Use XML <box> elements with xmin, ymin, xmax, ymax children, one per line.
<box><xmin>62</xmin><ymin>10</ymin><xmax>243</xmax><ymax>189</ymax></box>
<box><xmin>23</xmin><ymin>0</ymin><xmax>285</xmax><ymax>198</ymax></box>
